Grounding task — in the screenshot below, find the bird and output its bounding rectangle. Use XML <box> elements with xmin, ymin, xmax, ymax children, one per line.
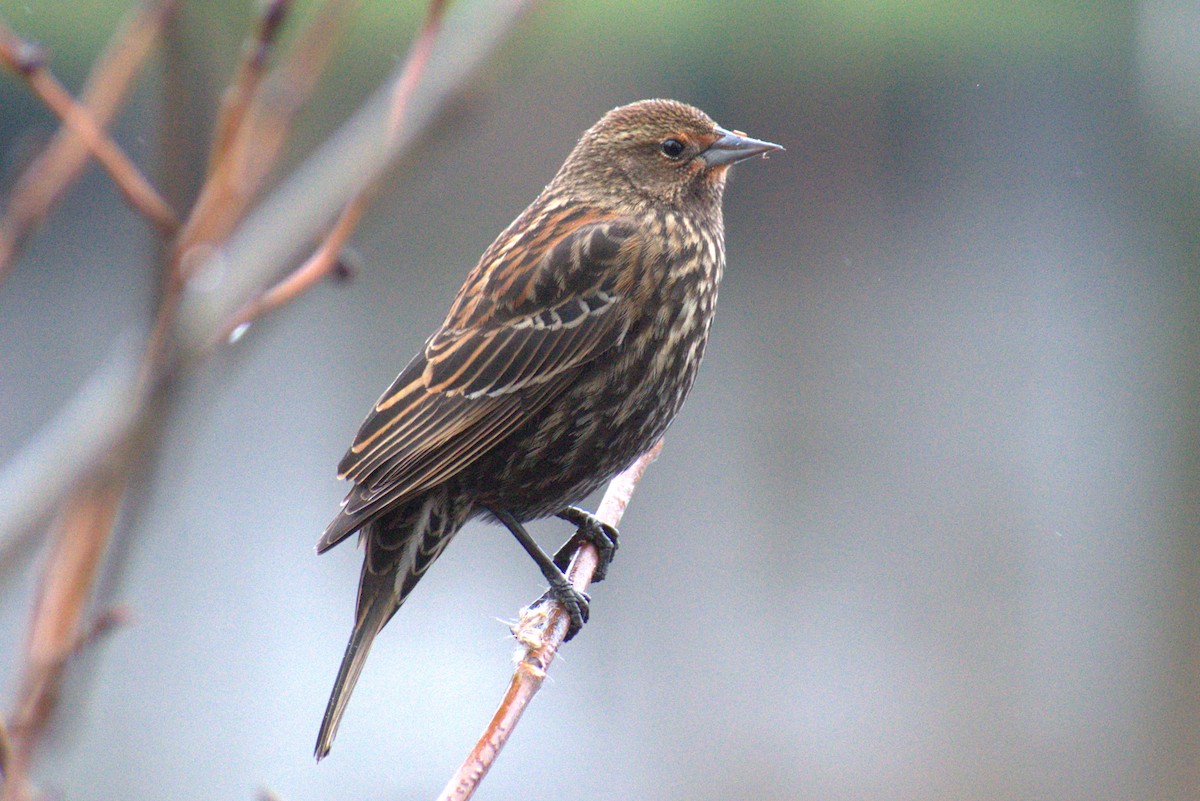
<box><xmin>314</xmin><ymin>98</ymin><xmax>781</xmax><ymax>760</ymax></box>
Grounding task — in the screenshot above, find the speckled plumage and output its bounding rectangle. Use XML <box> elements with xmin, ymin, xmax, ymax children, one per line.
<box><xmin>315</xmin><ymin>99</ymin><xmax>780</xmax><ymax>760</ymax></box>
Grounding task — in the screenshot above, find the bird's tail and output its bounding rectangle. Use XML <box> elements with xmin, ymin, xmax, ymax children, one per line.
<box><xmin>314</xmin><ymin>494</ymin><xmax>463</xmax><ymax>761</ymax></box>
<box><xmin>314</xmin><ymin>573</ymin><xmax>395</xmax><ymax>761</ymax></box>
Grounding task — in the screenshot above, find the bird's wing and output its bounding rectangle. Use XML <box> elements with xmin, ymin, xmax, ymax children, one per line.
<box><xmin>317</xmin><ymin>217</ymin><xmax>641</xmax><ymax>552</ymax></box>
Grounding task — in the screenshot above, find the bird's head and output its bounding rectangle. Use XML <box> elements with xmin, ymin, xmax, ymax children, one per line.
<box><xmin>559</xmin><ymin>98</ymin><xmax>782</xmax><ymax>210</ymax></box>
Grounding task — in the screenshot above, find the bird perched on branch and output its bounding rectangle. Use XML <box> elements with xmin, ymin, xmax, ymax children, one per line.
<box><xmin>314</xmin><ymin>98</ymin><xmax>780</xmax><ymax>760</ymax></box>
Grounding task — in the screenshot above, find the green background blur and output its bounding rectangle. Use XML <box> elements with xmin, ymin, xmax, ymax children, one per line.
<box><xmin>1</xmin><ymin>1</ymin><xmax>1197</xmax><ymax>800</ymax></box>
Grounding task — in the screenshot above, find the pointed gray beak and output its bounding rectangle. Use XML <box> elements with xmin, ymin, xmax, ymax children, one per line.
<box><xmin>700</xmin><ymin>126</ymin><xmax>784</xmax><ymax>167</ymax></box>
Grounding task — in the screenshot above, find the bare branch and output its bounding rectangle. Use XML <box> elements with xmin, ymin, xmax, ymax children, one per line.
<box><xmin>7</xmin><ymin>602</ymin><xmax>130</xmax><ymax>750</ymax></box>
<box><xmin>207</xmin><ymin>0</ymin><xmax>294</xmax><ymax>176</ymax></box>
<box><xmin>0</xmin><ymin>0</ymin><xmax>176</xmax><ymax>283</ymax></box>
<box><xmin>438</xmin><ymin>441</ymin><xmax>664</xmax><ymax>801</ymax></box>
<box><xmin>0</xmin><ymin>4</ymin><xmax>544</xmax><ymax>796</ymax></box>
<box><xmin>0</xmin><ymin>22</ymin><xmax>179</xmax><ymax>234</ymax></box>
<box><xmin>3</xmin><ymin>469</ymin><xmax>128</xmax><ymax>801</ymax></box>
<box><xmin>0</xmin><ymin>7</ymin><xmax>545</xmax><ymax>789</ymax></box>
<box><xmin>220</xmin><ymin>0</ymin><xmax>450</xmax><ymax>339</ymax></box>
<box><xmin>0</xmin><ymin>0</ymin><xmax>543</xmax><ymax>570</ymax></box>
<box><xmin>176</xmin><ymin>0</ymin><xmax>542</xmax><ymax>354</ymax></box>
<box><xmin>220</xmin><ymin>195</ymin><xmax>367</xmax><ymax>341</ymax></box>
<box><xmin>177</xmin><ymin>0</ymin><xmax>362</xmax><ymax>264</ymax></box>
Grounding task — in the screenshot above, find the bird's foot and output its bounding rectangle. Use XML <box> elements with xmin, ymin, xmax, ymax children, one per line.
<box><xmin>532</xmin><ymin>576</ymin><xmax>591</xmax><ymax>641</ymax></box>
<box><xmin>553</xmin><ymin>507</ymin><xmax>619</xmax><ymax>583</ymax></box>
<box><xmin>487</xmin><ymin>505</ymin><xmax>594</xmax><ymax>641</ymax></box>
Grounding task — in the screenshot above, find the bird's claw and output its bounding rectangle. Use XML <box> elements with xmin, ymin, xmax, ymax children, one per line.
<box><xmin>553</xmin><ymin>507</ymin><xmax>619</xmax><ymax>583</ymax></box>
<box><xmin>534</xmin><ymin>579</ymin><xmax>591</xmax><ymax>641</ymax></box>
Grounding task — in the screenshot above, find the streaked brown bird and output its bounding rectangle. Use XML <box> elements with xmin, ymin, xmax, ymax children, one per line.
<box><xmin>314</xmin><ymin>98</ymin><xmax>780</xmax><ymax>759</ymax></box>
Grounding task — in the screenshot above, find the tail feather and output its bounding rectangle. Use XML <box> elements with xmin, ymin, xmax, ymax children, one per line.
<box><xmin>314</xmin><ymin>586</ymin><xmax>393</xmax><ymax>761</ymax></box>
<box><xmin>314</xmin><ymin>492</ymin><xmax>465</xmax><ymax>760</ymax></box>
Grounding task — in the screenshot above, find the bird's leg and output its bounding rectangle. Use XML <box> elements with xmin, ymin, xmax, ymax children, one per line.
<box><xmin>553</xmin><ymin>507</ymin><xmax>619</xmax><ymax>583</ymax></box>
<box><xmin>487</xmin><ymin>506</ymin><xmax>590</xmax><ymax>640</ymax></box>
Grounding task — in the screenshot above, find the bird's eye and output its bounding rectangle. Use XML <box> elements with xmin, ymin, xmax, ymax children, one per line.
<box><xmin>660</xmin><ymin>138</ymin><xmax>686</xmax><ymax>159</ymax></box>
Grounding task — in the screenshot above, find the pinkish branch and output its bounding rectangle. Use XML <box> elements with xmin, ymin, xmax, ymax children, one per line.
<box><xmin>437</xmin><ymin>441</ymin><xmax>664</xmax><ymax>801</ymax></box>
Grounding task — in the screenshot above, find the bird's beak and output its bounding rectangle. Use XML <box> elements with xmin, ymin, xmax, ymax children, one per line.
<box><xmin>700</xmin><ymin>127</ymin><xmax>784</xmax><ymax>167</ymax></box>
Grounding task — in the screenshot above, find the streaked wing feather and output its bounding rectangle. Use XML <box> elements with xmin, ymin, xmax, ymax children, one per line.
<box><xmin>342</xmin><ymin>389</ymin><xmax>463</xmax><ymax>484</ymax></box>
<box><xmin>426</xmin><ymin>290</ymin><xmax>622</xmax><ymax>399</ymax></box>
<box><xmin>333</xmin><ymin>378</ymin><xmax>561</xmax><ymax>531</ymax></box>
<box><xmin>327</xmin><ymin>218</ymin><xmax>639</xmax><ymax>545</ymax></box>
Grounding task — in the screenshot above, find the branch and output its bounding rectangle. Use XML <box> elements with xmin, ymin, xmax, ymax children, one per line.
<box><xmin>0</xmin><ymin>0</ymin><xmax>175</xmax><ymax>283</ymax></box>
<box><xmin>175</xmin><ymin>0</ymin><xmax>361</xmax><ymax>265</ymax></box>
<box><xmin>206</xmin><ymin>0</ymin><xmax>293</xmax><ymax>177</ymax></box>
<box><xmin>2</xmin><ymin>469</ymin><xmax>129</xmax><ymax>801</ymax></box>
<box><xmin>220</xmin><ymin>0</ymin><xmax>450</xmax><ymax>340</ymax></box>
<box><xmin>0</xmin><ymin>22</ymin><xmax>179</xmax><ymax>234</ymax></box>
<box><xmin>437</xmin><ymin>441</ymin><xmax>664</xmax><ymax>801</ymax></box>
<box><xmin>175</xmin><ymin>0</ymin><xmax>543</xmax><ymax>353</ymax></box>
<box><xmin>0</xmin><ymin>0</ymin><xmax>544</xmax><ymax>571</ymax></box>
<box><xmin>0</xmin><ymin>6</ymin><xmax>545</xmax><ymax>793</ymax></box>
<box><xmin>219</xmin><ymin>195</ymin><xmax>365</xmax><ymax>341</ymax></box>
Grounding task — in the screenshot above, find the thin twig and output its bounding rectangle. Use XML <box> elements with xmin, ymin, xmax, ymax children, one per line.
<box><xmin>220</xmin><ymin>197</ymin><xmax>367</xmax><ymax>340</ymax></box>
<box><xmin>9</xmin><ymin>603</ymin><xmax>132</xmax><ymax>733</ymax></box>
<box><xmin>176</xmin><ymin>0</ymin><xmax>543</xmax><ymax>350</ymax></box>
<box><xmin>175</xmin><ymin>0</ymin><xmax>361</xmax><ymax>268</ymax></box>
<box><xmin>207</xmin><ymin>0</ymin><xmax>293</xmax><ymax>176</ymax></box>
<box><xmin>142</xmin><ymin>0</ymin><xmax>360</xmax><ymax>389</ymax></box>
<box><xmin>221</xmin><ymin>0</ymin><xmax>449</xmax><ymax>339</ymax></box>
<box><xmin>0</xmin><ymin>0</ymin><xmax>176</xmax><ymax>283</ymax></box>
<box><xmin>438</xmin><ymin>441</ymin><xmax>664</xmax><ymax>801</ymax></box>
<box><xmin>383</xmin><ymin>0</ymin><xmax>451</xmax><ymax>140</ymax></box>
<box><xmin>0</xmin><ymin>23</ymin><xmax>179</xmax><ymax>234</ymax></box>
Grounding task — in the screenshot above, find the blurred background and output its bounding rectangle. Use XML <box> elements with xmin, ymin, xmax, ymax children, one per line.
<box><xmin>1</xmin><ymin>0</ymin><xmax>1197</xmax><ymax>799</ymax></box>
